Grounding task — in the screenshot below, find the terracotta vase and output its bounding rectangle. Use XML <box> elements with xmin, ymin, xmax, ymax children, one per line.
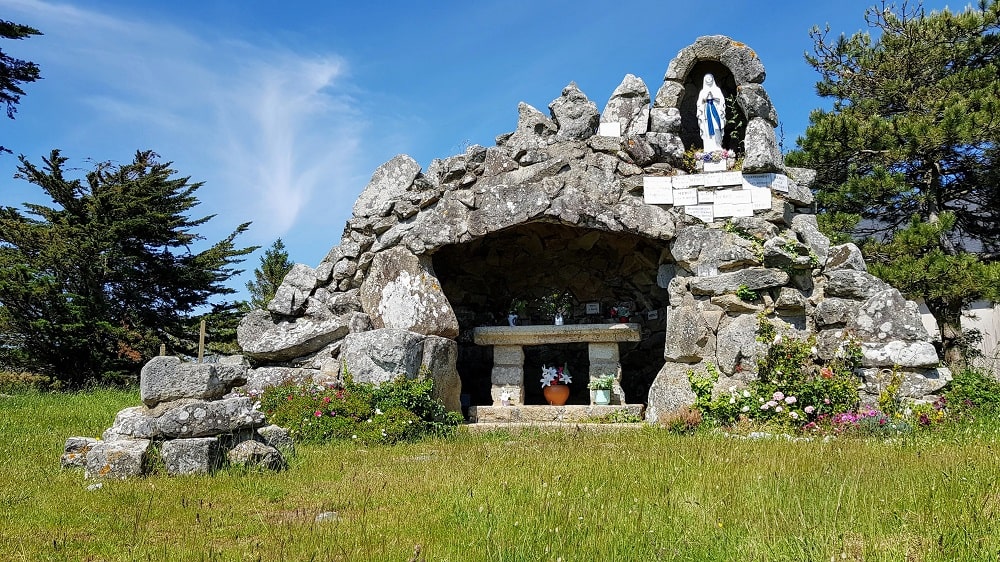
<box><xmin>543</xmin><ymin>383</ymin><xmax>570</xmax><ymax>406</ymax></box>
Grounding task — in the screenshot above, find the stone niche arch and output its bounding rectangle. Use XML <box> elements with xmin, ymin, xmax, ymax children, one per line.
<box><xmin>432</xmin><ymin>221</ymin><xmax>668</xmax><ymax>407</ymax></box>
<box><xmin>677</xmin><ymin>61</ymin><xmax>747</xmax><ymax>153</ymax></box>
<box><xmin>650</xmin><ymin>34</ymin><xmax>781</xmax><ymax>173</ymax></box>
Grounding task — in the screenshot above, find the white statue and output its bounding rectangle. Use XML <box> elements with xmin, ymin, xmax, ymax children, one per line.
<box><xmin>696</xmin><ymin>73</ymin><xmax>726</xmax><ymax>152</ymax></box>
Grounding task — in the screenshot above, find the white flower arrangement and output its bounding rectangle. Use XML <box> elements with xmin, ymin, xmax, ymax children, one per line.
<box><xmin>694</xmin><ymin>149</ymin><xmax>736</xmax><ymax>163</ymax></box>
<box><xmin>540</xmin><ymin>364</ymin><xmax>572</xmax><ymax>387</ymax></box>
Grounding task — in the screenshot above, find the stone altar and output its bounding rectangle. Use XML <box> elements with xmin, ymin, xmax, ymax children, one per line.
<box><xmin>473</xmin><ymin>323</ymin><xmax>641</xmax><ymax>405</ymax></box>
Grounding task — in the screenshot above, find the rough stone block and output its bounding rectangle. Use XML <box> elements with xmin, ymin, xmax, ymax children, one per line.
<box><xmin>359</xmin><ymin>246</ymin><xmax>459</xmax><ymax>339</ymax></box>
<box><xmin>161</xmin><ymin>437</ymin><xmax>222</xmax><ymax>476</ymax></box>
<box><xmin>141</xmin><ymin>357</ymin><xmax>246</xmax><ymax>408</ymax></box>
<box><xmin>85</xmin><ymin>439</ymin><xmax>151</xmax><ymax>480</ymax></box>
<box><xmin>257</xmin><ymin>425</ymin><xmax>296</xmax><ymax>457</ymax></box>
<box><xmin>491</xmin><ymin>366</ymin><xmax>524</xmax><ymax>386</ymax></box>
<box><xmin>227</xmin><ymin>440</ymin><xmax>285</xmax><ymax>471</ymax></box>
<box><xmin>493</xmin><ymin>345</ymin><xmax>525</xmax><ymax>366</ymax></box>
<box><xmin>156</xmin><ymin>397</ymin><xmax>266</xmax><ymax>439</ymax></box>
<box><xmin>61</xmin><ymin>437</ymin><xmax>99</xmax><ymax>468</ymax></box>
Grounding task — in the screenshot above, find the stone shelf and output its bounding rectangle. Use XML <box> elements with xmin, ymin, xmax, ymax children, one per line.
<box><xmin>473</xmin><ymin>323</ymin><xmax>641</xmax><ymax>345</ymax></box>
<box><xmin>473</xmin><ymin>323</ymin><xmax>641</xmax><ymax>406</ymax></box>
<box><xmin>469</xmin><ymin>404</ymin><xmax>644</xmax><ymax>424</ymax></box>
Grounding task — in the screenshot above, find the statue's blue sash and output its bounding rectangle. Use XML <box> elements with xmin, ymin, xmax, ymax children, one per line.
<box><xmin>706</xmin><ymin>98</ymin><xmax>722</xmax><ymax>136</ymax></box>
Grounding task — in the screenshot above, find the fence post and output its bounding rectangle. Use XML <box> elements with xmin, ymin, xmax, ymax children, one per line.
<box><xmin>198</xmin><ymin>319</ymin><xmax>206</xmax><ymax>363</ymax></box>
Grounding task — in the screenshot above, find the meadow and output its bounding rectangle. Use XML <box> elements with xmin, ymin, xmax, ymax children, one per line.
<box><xmin>1</xmin><ymin>389</ymin><xmax>998</xmax><ymax>561</ymax></box>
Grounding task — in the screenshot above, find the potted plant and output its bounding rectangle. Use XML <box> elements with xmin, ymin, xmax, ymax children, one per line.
<box><xmin>539</xmin><ymin>290</ymin><xmax>574</xmax><ymax>325</ymax></box>
<box><xmin>508</xmin><ymin>298</ymin><xmax>528</xmax><ymax>326</ymax></box>
<box><xmin>588</xmin><ymin>374</ymin><xmax>615</xmax><ymax>405</ymax></box>
<box><xmin>540</xmin><ymin>364</ymin><xmax>572</xmax><ymax>406</ymax></box>
<box><xmin>609</xmin><ymin>303</ymin><xmax>632</xmax><ymax>323</ymax></box>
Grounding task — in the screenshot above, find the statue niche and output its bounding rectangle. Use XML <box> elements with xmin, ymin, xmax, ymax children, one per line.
<box><xmin>679</xmin><ymin>61</ymin><xmax>745</xmax><ymax>154</ymax></box>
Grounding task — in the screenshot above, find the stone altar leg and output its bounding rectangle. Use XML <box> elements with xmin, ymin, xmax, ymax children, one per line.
<box><xmin>491</xmin><ymin>345</ymin><xmax>524</xmax><ymax>406</ymax></box>
<box><xmin>589</xmin><ymin>342</ymin><xmax>623</xmax><ymax>405</ymax></box>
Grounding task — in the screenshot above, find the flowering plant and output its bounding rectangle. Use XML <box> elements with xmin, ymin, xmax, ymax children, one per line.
<box><xmin>587</xmin><ymin>374</ymin><xmax>615</xmax><ymax>390</ymax></box>
<box><xmin>694</xmin><ymin>149</ymin><xmax>736</xmax><ymax>163</ymax></box>
<box><xmin>610</xmin><ymin>304</ymin><xmax>631</xmax><ymax>319</ymax></box>
<box><xmin>540</xmin><ymin>364</ymin><xmax>572</xmax><ymax>387</ymax></box>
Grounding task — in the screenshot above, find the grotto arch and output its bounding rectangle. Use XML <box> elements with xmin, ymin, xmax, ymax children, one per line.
<box><xmin>431</xmin><ymin>220</ymin><xmax>669</xmax><ymax>408</ymax></box>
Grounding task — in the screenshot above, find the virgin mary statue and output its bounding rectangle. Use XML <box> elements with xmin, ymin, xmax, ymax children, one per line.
<box><xmin>696</xmin><ymin>73</ymin><xmax>726</xmax><ymax>152</ymax></box>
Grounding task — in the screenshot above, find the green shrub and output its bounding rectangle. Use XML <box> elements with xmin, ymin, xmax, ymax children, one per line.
<box><xmin>688</xmin><ymin>316</ymin><xmax>863</xmax><ymax>429</ymax></box>
<box><xmin>735</xmin><ymin>284</ymin><xmax>758</xmax><ymax>302</ymax></box>
<box><xmin>943</xmin><ymin>367</ymin><xmax>1000</xmax><ymax>414</ymax></box>
<box><xmin>259</xmin><ymin>368</ymin><xmax>462</xmax><ymax>446</ymax></box>
<box><xmin>0</xmin><ymin>370</ymin><xmax>60</xmax><ymax>393</ymax></box>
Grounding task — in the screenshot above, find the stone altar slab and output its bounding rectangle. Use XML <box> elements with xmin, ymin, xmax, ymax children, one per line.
<box><xmin>474</xmin><ymin>324</ymin><xmax>641</xmax><ymax>406</ymax></box>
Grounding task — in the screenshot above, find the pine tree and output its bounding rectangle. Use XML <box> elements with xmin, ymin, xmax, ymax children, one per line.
<box><xmin>1</xmin><ymin>19</ymin><xmax>42</xmax><ymax>153</ymax></box>
<box><xmin>788</xmin><ymin>1</ymin><xmax>1000</xmax><ymax>364</ymax></box>
<box><xmin>0</xmin><ymin>150</ymin><xmax>257</xmax><ymax>385</ymax></box>
<box><xmin>245</xmin><ymin>238</ymin><xmax>293</xmax><ymax>310</ymax></box>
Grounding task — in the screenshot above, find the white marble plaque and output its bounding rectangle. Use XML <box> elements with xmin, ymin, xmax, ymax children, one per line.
<box><xmin>715</xmin><ymin>189</ymin><xmax>753</xmax><ymax>204</ymax></box>
<box><xmin>598</xmin><ymin>121</ymin><xmax>621</xmax><ymax>137</ymax></box>
<box><xmin>742</xmin><ymin>172</ymin><xmax>790</xmax><ymax>193</ymax></box>
<box><xmin>714</xmin><ymin>202</ymin><xmax>735</xmax><ymax>218</ymax></box>
<box><xmin>748</xmin><ymin>186</ymin><xmax>772</xmax><ymax>210</ymax></box>
<box><xmin>730</xmin><ymin>202</ymin><xmax>754</xmax><ymax>217</ymax></box>
<box><xmin>673</xmin><ymin>188</ymin><xmax>698</xmax><ymax>206</ymax></box>
<box><xmin>697</xmin><ymin>189</ymin><xmax>715</xmax><ymax>203</ymax></box>
<box><xmin>742</xmin><ymin>173</ymin><xmax>775</xmax><ymax>189</ymax></box>
<box><xmin>718</xmin><ymin>171</ymin><xmax>744</xmax><ymax>186</ymax></box>
<box><xmin>772</xmin><ymin>174</ymin><xmax>789</xmax><ymax>192</ymax></box>
<box><xmin>643</xmin><ymin>176</ymin><xmax>673</xmax><ymax>205</ymax></box>
<box><xmin>685</xmin><ymin>204</ymin><xmax>715</xmax><ymax>223</ymax></box>
<box><xmin>704</xmin><ymin>161</ymin><xmax>726</xmax><ymax>172</ymax></box>
<box><xmin>670</xmin><ymin>175</ymin><xmax>708</xmax><ymax>189</ymax></box>
<box><xmin>714</xmin><ymin>202</ymin><xmax>753</xmax><ymax>217</ymax></box>
<box><xmin>676</xmin><ymin>171</ymin><xmax>742</xmax><ymax>189</ymax></box>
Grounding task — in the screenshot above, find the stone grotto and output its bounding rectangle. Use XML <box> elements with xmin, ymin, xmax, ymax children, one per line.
<box><xmin>65</xmin><ymin>35</ymin><xmax>953</xmax><ymax>474</ymax></box>
<box><xmin>233</xmin><ymin>35</ymin><xmax>950</xmax><ymax>424</ymax></box>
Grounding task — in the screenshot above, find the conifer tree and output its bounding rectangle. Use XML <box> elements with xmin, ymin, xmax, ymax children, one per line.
<box><xmin>245</xmin><ymin>238</ymin><xmax>294</xmax><ymax>310</ymax></box>
<box><xmin>0</xmin><ymin>150</ymin><xmax>256</xmax><ymax>385</ymax></box>
<box><xmin>0</xmin><ymin>19</ymin><xmax>42</xmax><ymax>153</ymax></box>
<box><xmin>788</xmin><ymin>1</ymin><xmax>1000</xmax><ymax>364</ymax></box>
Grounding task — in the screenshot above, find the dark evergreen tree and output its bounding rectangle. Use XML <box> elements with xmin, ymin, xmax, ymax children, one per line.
<box><xmin>788</xmin><ymin>1</ymin><xmax>1000</xmax><ymax>364</ymax></box>
<box><xmin>0</xmin><ymin>150</ymin><xmax>256</xmax><ymax>385</ymax></box>
<box><xmin>245</xmin><ymin>238</ymin><xmax>293</xmax><ymax>310</ymax></box>
<box><xmin>1</xmin><ymin>19</ymin><xmax>42</xmax><ymax>153</ymax></box>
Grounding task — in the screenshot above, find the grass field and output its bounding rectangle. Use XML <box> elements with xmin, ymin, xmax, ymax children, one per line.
<box><xmin>1</xmin><ymin>389</ymin><xmax>998</xmax><ymax>561</ymax></box>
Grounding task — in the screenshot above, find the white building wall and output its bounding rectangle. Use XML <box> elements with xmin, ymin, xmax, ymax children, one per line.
<box><xmin>917</xmin><ymin>299</ymin><xmax>1000</xmax><ymax>373</ymax></box>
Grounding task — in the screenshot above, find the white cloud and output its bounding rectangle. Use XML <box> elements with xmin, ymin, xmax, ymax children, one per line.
<box><xmin>0</xmin><ymin>0</ymin><xmax>368</xmax><ymax>243</ymax></box>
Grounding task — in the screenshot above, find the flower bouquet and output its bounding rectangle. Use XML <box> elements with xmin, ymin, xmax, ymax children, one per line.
<box><xmin>693</xmin><ymin>149</ymin><xmax>737</xmax><ymax>171</ymax></box>
<box><xmin>540</xmin><ymin>364</ymin><xmax>571</xmax><ymax>406</ymax></box>
<box><xmin>540</xmin><ymin>364</ymin><xmax>572</xmax><ymax>387</ymax></box>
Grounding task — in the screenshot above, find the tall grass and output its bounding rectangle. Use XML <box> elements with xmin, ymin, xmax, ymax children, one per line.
<box><xmin>1</xmin><ymin>390</ymin><xmax>998</xmax><ymax>560</ymax></box>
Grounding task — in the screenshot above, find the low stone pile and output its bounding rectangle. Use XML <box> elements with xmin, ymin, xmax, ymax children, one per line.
<box><xmin>61</xmin><ymin>356</ymin><xmax>292</xmax><ymax>479</ymax></box>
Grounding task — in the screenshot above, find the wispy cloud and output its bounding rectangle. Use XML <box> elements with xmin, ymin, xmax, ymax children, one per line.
<box><xmin>1</xmin><ymin>0</ymin><xmax>368</xmax><ymax>244</ymax></box>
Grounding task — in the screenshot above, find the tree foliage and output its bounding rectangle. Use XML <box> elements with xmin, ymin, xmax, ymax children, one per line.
<box><xmin>0</xmin><ymin>150</ymin><xmax>256</xmax><ymax>385</ymax></box>
<box><xmin>245</xmin><ymin>238</ymin><xmax>293</xmax><ymax>310</ymax></box>
<box><xmin>788</xmin><ymin>0</ymin><xmax>1000</xmax><ymax>363</ymax></box>
<box><xmin>1</xmin><ymin>19</ymin><xmax>42</xmax><ymax>153</ymax></box>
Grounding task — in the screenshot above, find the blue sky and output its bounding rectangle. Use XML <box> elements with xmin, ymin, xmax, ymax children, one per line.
<box><xmin>0</xmin><ymin>0</ymin><xmax>956</xmax><ymax>303</ymax></box>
